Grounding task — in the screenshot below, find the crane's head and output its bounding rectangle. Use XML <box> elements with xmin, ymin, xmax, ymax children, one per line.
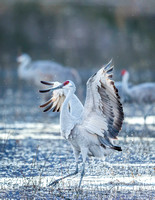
<box><xmin>62</xmin><ymin>80</ymin><xmax>76</xmax><ymax>90</ymax></box>
<box><xmin>39</xmin><ymin>80</ymin><xmax>76</xmax><ymax>93</ymax></box>
<box><xmin>121</xmin><ymin>69</ymin><xmax>127</xmax><ymax>76</ymax></box>
<box><xmin>121</xmin><ymin>69</ymin><xmax>129</xmax><ymax>82</ymax></box>
<box><xmin>17</xmin><ymin>53</ymin><xmax>31</xmax><ymax>64</ymax></box>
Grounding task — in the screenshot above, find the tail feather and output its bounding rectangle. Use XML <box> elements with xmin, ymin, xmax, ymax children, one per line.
<box><xmin>98</xmin><ymin>136</ymin><xmax>122</xmax><ymax>152</ymax></box>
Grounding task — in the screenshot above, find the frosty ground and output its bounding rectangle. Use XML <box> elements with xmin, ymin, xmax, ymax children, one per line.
<box><xmin>0</xmin><ymin>86</ymin><xmax>155</xmax><ymax>199</ymax></box>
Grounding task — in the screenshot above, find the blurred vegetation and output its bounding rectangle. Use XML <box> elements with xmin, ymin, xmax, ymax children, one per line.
<box><xmin>0</xmin><ymin>1</ymin><xmax>155</xmax><ymax>81</ymax></box>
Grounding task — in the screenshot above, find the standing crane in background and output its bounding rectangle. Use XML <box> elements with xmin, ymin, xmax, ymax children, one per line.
<box><xmin>121</xmin><ymin>69</ymin><xmax>155</xmax><ymax>122</ymax></box>
<box><xmin>39</xmin><ymin>60</ymin><xmax>124</xmax><ymax>188</ymax></box>
<box><xmin>17</xmin><ymin>53</ymin><xmax>82</xmax><ymax>98</ymax></box>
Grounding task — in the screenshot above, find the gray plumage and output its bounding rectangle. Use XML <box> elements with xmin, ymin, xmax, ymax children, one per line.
<box><xmin>122</xmin><ymin>70</ymin><xmax>155</xmax><ymax>103</ymax></box>
<box><xmin>39</xmin><ymin>60</ymin><xmax>124</xmax><ymax>188</ymax></box>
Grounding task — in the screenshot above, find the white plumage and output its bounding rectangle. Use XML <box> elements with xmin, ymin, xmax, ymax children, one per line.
<box><xmin>40</xmin><ymin>60</ymin><xmax>124</xmax><ymax>188</ymax></box>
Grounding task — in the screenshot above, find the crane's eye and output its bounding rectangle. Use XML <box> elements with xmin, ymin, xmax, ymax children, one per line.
<box><xmin>63</xmin><ymin>81</ymin><xmax>70</xmax><ymax>86</ymax></box>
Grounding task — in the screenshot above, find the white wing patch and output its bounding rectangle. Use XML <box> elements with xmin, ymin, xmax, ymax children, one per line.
<box><xmin>84</xmin><ymin>113</ymin><xmax>108</xmax><ymax>137</ymax></box>
<box><xmin>40</xmin><ymin>82</ymin><xmax>67</xmax><ymax>112</ymax></box>
<box><xmin>40</xmin><ymin>81</ymin><xmax>84</xmax><ymax>116</ymax></box>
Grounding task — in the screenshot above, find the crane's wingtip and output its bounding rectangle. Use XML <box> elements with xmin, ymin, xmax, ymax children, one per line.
<box><xmin>40</xmin><ymin>80</ymin><xmax>54</xmax><ymax>86</ymax></box>
<box><xmin>107</xmin><ymin>58</ymin><xmax>113</xmax><ymax>66</ymax></box>
<box><xmin>109</xmin><ymin>58</ymin><xmax>113</xmax><ymax>63</ymax></box>
<box><xmin>39</xmin><ymin>89</ymin><xmax>51</xmax><ymax>93</ymax></box>
<box><xmin>104</xmin><ymin>59</ymin><xmax>114</xmax><ymax>71</ymax></box>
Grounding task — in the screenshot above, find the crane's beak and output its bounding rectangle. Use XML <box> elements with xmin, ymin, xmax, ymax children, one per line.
<box><xmin>39</xmin><ymin>83</ymin><xmax>63</xmax><ymax>93</ymax></box>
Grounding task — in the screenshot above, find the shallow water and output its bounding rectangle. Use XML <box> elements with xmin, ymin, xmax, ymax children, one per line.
<box><xmin>0</xmin><ymin>85</ymin><xmax>155</xmax><ymax>199</ymax></box>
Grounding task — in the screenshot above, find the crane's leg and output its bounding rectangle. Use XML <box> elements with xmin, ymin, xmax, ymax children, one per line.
<box><xmin>48</xmin><ymin>149</ymin><xmax>80</xmax><ymax>187</ymax></box>
<box><xmin>144</xmin><ymin>104</ymin><xmax>154</xmax><ymax>125</ymax></box>
<box><xmin>78</xmin><ymin>148</ymin><xmax>88</xmax><ymax>188</ymax></box>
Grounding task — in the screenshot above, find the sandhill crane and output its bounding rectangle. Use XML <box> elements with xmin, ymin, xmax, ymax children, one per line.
<box><xmin>121</xmin><ymin>69</ymin><xmax>155</xmax><ymax>122</ymax></box>
<box><xmin>39</xmin><ymin>60</ymin><xmax>124</xmax><ymax>188</ymax></box>
<box><xmin>17</xmin><ymin>53</ymin><xmax>82</xmax><ymax>96</ymax></box>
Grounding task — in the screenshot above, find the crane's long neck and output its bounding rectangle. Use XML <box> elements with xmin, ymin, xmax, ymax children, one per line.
<box><xmin>69</xmin><ymin>94</ymin><xmax>84</xmax><ymax>118</ymax></box>
<box><xmin>60</xmin><ymin>89</ymin><xmax>74</xmax><ymax>117</ymax></box>
<box><xmin>60</xmin><ymin>88</ymin><xmax>75</xmax><ymax>138</ymax></box>
<box><xmin>18</xmin><ymin>57</ymin><xmax>32</xmax><ymax>79</ymax></box>
<box><xmin>122</xmin><ymin>72</ymin><xmax>131</xmax><ymax>96</ymax></box>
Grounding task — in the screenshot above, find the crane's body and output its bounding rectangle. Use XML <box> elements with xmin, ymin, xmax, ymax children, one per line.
<box><xmin>40</xmin><ymin>60</ymin><xmax>124</xmax><ymax>187</ymax></box>
<box><xmin>129</xmin><ymin>83</ymin><xmax>155</xmax><ymax>103</ymax></box>
<box><xmin>122</xmin><ymin>70</ymin><xmax>155</xmax><ymax>103</ymax></box>
<box><xmin>17</xmin><ymin>54</ymin><xmax>82</xmax><ymax>89</ymax></box>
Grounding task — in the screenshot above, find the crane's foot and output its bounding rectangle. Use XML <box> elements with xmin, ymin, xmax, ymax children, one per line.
<box><xmin>48</xmin><ymin>168</ymin><xmax>79</xmax><ymax>187</ymax></box>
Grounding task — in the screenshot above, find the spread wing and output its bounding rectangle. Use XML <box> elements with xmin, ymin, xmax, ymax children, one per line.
<box><xmin>40</xmin><ymin>81</ymin><xmax>66</xmax><ymax>112</ymax></box>
<box><xmin>40</xmin><ymin>81</ymin><xmax>84</xmax><ymax>116</ymax></box>
<box><xmin>81</xmin><ymin>60</ymin><xmax>124</xmax><ymax>147</ymax></box>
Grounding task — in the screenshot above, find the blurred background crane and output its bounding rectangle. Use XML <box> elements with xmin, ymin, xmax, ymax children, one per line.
<box><xmin>121</xmin><ymin>70</ymin><xmax>155</xmax><ymax>104</ymax></box>
<box><xmin>17</xmin><ymin>53</ymin><xmax>82</xmax><ymax>98</ymax></box>
<box><xmin>121</xmin><ymin>69</ymin><xmax>155</xmax><ymax>123</ymax></box>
